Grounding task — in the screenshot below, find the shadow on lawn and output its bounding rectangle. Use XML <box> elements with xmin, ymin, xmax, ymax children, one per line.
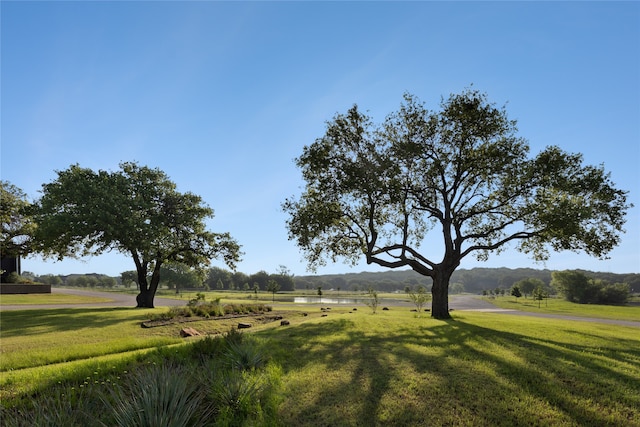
<box><xmin>0</xmin><ymin>307</ymin><xmax>148</xmax><ymax>337</ymax></box>
<box><xmin>260</xmin><ymin>315</ymin><xmax>640</xmax><ymax>426</ymax></box>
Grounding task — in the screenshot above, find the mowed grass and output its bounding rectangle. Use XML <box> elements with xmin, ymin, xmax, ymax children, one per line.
<box><xmin>0</xmin><ymin>306</ymin><xmax>257</xmax><ymax>399</ymax></box>
<box><xmin>485</xmin><ymin>296</ymin><xmax>640</xmax><ymax>321</ymax></box>
<box><xmin>0</xmin><ymin>293</ymin><xmax>112</xmax><ymax>305</ymax></box>
<box><xmin>0</xmin><ymin>308</ymin><xmax>183</xmax><ymax>371</ymax></box>
<box><xmin>1</xmin><ymin>303</ymin><xmax>639</xmax><ymax>426</ymax></box>
<box><xmin>257</xmin><ymin>308</ymin><xmax>640</xmax><ymax>426</ymax></box>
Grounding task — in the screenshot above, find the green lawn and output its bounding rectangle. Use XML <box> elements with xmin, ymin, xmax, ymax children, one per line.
<box><xmin>0</xmin><ymin>293</ymin><xmax>112</xmax><ymax>305</ymax></box>
<box><xmin>257</xmin><ymin>309</ymin><xmax>640</xmax><ymax>426</ymax></box>
<box><xmin>1</xmin><ymin>302</ymin><xmax>639</xmax><ymax>426</ymax></box>
<box><xmin>485</xmin><ymin>296</ymin><xmax>640</xmax><ymax>321</ymax></box>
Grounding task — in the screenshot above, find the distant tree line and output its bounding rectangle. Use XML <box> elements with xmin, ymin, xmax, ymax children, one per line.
<box><xmin>202</xmin><ymin>266</ymin><xmax>295</xmax><ymax>292</ymax></box>
<box><xmin>19</xmin><ymin>272</ymin><xmax>119</xmax><ymax>288</ymax></box>
<box><xmin>293</xmin><ymin>268</ymin><xmax>640</xmax><ymax>295</ymax></box>
<box><xmin>551</xmin><ymin>270</ymin><xmax>631</xmax><ymax>304</ymax></box>
<box><xmin>16</xmin><ymin>264</ymin><xmax>296</xmax><ymax>293</ymax></box>
<box><xmin>122</xmin><ymin>265</ymin><xmax>295</xmax><ymax>293</ymax></box>
<box><xmin>16</xmin><ymin>267</ymin><xmax>638</xmax><ymax>301</ymax></box>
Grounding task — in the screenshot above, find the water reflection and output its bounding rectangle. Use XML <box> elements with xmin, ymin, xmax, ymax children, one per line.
<box><xmin>268</xmin><ymin>296</ymin><xmax>407</xmax><ymax>305</ymax></box>
<box><xmin>292</xmin><ymin>297</ymin><xmax>366</xmax><ymax>304</ymax></box>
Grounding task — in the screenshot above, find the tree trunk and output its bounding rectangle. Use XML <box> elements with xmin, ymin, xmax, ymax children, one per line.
<box><xmin>431</xmin><ymin>266</ymin><xmax>454</xmax><ymax>319</ymax></box>
<box><xmin>136</xmin><ymin>290</ymin><xmax>155</xmax><ymax>308</ymax></box>
<box><xmin>136</xmin><ymin>261</ymin><xmax>162</xmax><ymax>308</ymax></box>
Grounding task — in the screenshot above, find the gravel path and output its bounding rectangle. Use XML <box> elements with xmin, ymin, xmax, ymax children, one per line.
<box><xmin>1</xmin><ymin>289</ymin><xmax>639</xmax><ymax>328</ymax></box>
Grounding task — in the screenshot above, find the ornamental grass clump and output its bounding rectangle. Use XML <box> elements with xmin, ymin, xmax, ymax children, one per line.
<box><xmin>100</xmin><ymin>363</ymin><xmax>210</xmax><ymax>427</ymax></box>
<box><xmin>224</xmin><ymin>338</ymin><xmax>267</xmax><ymax>372</ymax></box>
<box><xmin>210</xmin><ymin>370</ymin><xmax>265</xmax><ymax>423</ymax></box>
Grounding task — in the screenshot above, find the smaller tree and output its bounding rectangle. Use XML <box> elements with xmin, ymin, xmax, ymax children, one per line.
<box><xmin>406</xmin><ymin>285</ymin><xmax>431</xmax><ymax>314</ymax></box>
<box><xmin>532</xmin><ymin>285</ymin><xmax>547</xmax><ymax>308</ymax></box>
<box><xmin>365</xmin><ymin>287</ymin><xmax>379</xmax><ymax>314</ymax></box>
<box><xmin>267</xmin><ymin>280</ymin><xmax>281</xmax><ymax>302</ymax></box>
<box><xmin>551</xmin><ymin>270</ymin><xmax>592</xmax><ymax>303</ymax></box>
<box><xmin>514</xmin><ymin>278</ymin><xmax>545</xmax><ymax>298</ymax></box>
<box><xmin>160</xmin><ymin>262</ymin><xmax>203</xmax><ymax>292</ymax></box>
<box><xmin>121</xmin><ymin>271</ymin><xmax>138</xmax><ymax>289</ymax></box>
<box><xmin>39</xmin><ymin>274</ymin><xmax>63</xmax><ymax>286</ymax></box>
<box><xmin>598</xmin><ymin>283</ymin><xmax>629</xmax><ymax>304</ymax></box>
<box><xmin>511</xmin><ymin>285</ymin><xmax>522</xmax><ymax>302</ymax></box>
<box><xmin>449</xmin><ymin>282</ymin><xmax>465</xmax><ymax>295</ymax></box>
<box><xmin>1</xmin><ymin>181</ymin><xmax>36</xmax><ymax>259</ymax></box>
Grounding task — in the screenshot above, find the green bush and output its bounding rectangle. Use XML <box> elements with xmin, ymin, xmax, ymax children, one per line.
<box><xmin>598</xmin><ymin>283</ymin><xmax>630</xmax><ymax>304</ymax></box>
<box><xmin>552</xmin><ymin>270</ymin><xmax>630</xmax><ymax>304</ymax></box>
<box><xmin>3</xmin><ymin>272</ymin><xmax>21</xmax><ymax>284</ymax></box>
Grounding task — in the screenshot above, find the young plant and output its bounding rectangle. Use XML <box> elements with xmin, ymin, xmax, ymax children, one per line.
<box><xmin>406</xmin><ymin>285</ymin><xmax>430</xmax><ymax>315</ymax></box>
<box><xmin>365</xmin><ymin>287</ymin><xmax>379</xmax><ymax>314</ymax></box>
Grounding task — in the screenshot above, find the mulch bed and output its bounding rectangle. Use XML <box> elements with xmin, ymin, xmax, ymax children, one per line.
<box><xmin>141</xmin><ymin>312</ymin><xmax>286</xmax><ymax>328</ymax></box>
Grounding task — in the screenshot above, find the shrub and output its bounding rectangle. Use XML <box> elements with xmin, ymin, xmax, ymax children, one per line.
<box><xmin>406</xmin><ymin>285</ymin><xmax>430</xmax><ymax>313</ymax></box>
<box><xmin>222</xmin><ymin>327</ymin><xmax>244</xmax><ymax>348</ymax></box>
<box><xmin>225</xmin><ymin>339</ymin><xmax>267</xmax><ymax>372</ymax></box>
<box><xmin>100</xmin><ymin>363</ymin><xmax>210</xmax><ymax>427</ymax></box>
<box><xmin>190</xmin><ymin>335</ymin><xmax>227</xmax><ymax>362</ymax></box>
<box><xmin>210</xmin><ymin>370</ymin><xmax>264</xmax><ymax>423</ymax></box>
<box><xmin>598</xmin><ymin>283</ymin><xmax>630</xmax><ymax>304</ymax></box>
<box><xmin>552</xmin><ymin>270</ymin><xmax>630</xmax><ymax>304</ymax></box>
<box><xmin>365</xmin><ymin>287</ymin><xmax>379</xmax><ymax>314</ymax></box>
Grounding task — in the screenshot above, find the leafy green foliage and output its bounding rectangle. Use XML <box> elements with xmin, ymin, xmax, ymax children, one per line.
<box><xmin>405</xmin><ymin>284</ymin><xmax>431</xmax><ymax>314</ymax></box>
<box><xmin>284</xmin><ymin>89</ymin><xmax>631</xmax><ymax>319</ymax></box>
<box><xmin>32</xmin><ymin>162</ymin><xmax>241</xmax><ymax>307</ymax></box>
<box><xmin>551</xmin><ymin>270</ymin><xmax>630</xmax><ymax>304</ymax></box>
<box><xmin>149</xmin><ymin>301</ymin><xmax>272</xmax><ymax>320</ymax></box>
<box><xmin>510</xmin><ymin>284</ymin><xmax>522</xmax><ymax>300</ymax></box>
<box><xmin>532</xmin><ymin>285</ymin><xmax>548</xmax><ymax>308</ymax></box>
<box><xmin>365</xmin><ymin>287</ymin><xmax>379</xmax><ymax>314</ymax></box>
<box><xmin>266</xmin><ymin>279</ymin><xmax>280</xmax><ymax>302</ymax></box>
<box><xmin>513</xmin><ymin>277</ymin><xmax>545</xmax><ymax>297</ymax></box>
<box><xmin>0</xmin><ymin>181</ymin><xmax>36</xmax><ymax>258</ymax></box>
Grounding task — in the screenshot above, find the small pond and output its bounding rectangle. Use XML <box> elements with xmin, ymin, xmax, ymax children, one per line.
<box><xmin>271</xmin><ymin>296</ymin><xmax>409</xmax><ymax>305</ymax></box>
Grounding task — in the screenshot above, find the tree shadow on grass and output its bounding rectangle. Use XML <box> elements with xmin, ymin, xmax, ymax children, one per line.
<box><xmin>258</xmin><ymin>314</ymin><xmax>640</xmax><ymax>426</ymax></box>
<box><xmin>0</xmin><ymin>307</ymin><xmax>151</xmax><ymax>338</ymax></box>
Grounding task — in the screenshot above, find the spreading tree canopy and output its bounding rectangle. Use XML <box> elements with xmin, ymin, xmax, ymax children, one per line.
<box><xmin>33</xmin><ymin>162</ymin><xmax>241</xmax><ymax>307</ymax></box>
<box><xmin>283</xmin><ymin>89</ymin><xmax>630</xmax><ymax>319</ymax></box>
<box><xmin>1</xmin><ymin>180</ymin><xmax>36</xmax><ymax>259</ymax></box>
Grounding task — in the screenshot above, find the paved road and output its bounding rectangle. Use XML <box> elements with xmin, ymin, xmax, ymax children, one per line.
<box><xmin>450</xmin><ymin>294</ymin><xmax>640</xmax><ymax>328</ymax></box>
<box><xmin>0</xmin><ymin>287</ymin><xmax>185</xmax><ymax>310</ymax></box>
<box><xmin>1</xmin><ymin>289</ymin><xmax>639</xmax><ymax>328</ymax></box>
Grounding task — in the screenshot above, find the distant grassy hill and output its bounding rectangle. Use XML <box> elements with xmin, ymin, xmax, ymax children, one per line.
<box><xmin>294</xmin><ymin>267</ymin><xmax>640</xmax><ymax>294</ymax></box>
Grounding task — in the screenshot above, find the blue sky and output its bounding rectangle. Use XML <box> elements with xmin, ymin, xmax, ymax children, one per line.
<box><xmin>2</xmin><ymin>1</ymin><xmax>638</xmax><ymax>277</ymax></box>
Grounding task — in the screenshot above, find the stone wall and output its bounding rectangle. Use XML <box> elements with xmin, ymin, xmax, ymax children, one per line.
<box><xmin>0</xmin><ymin>284</ymin><xmax>51</xmax><ymax>294</ymax></box>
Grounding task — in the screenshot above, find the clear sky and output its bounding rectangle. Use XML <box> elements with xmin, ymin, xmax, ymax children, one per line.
<box><xmin>2</xmin><ymin>1</ymin><xmax>639</xmax><ymax>277</ymax></box>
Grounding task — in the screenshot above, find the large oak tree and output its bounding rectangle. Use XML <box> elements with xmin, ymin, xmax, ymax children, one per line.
<box><xmin>33</xmin><ymin>162</ymin><xmax>241</xmax><ymax>307</ymax></box>
<box><xmin>283</xmin><ymin>90</ymin><xmax>630</xmax><ymax>319</ymax></box>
